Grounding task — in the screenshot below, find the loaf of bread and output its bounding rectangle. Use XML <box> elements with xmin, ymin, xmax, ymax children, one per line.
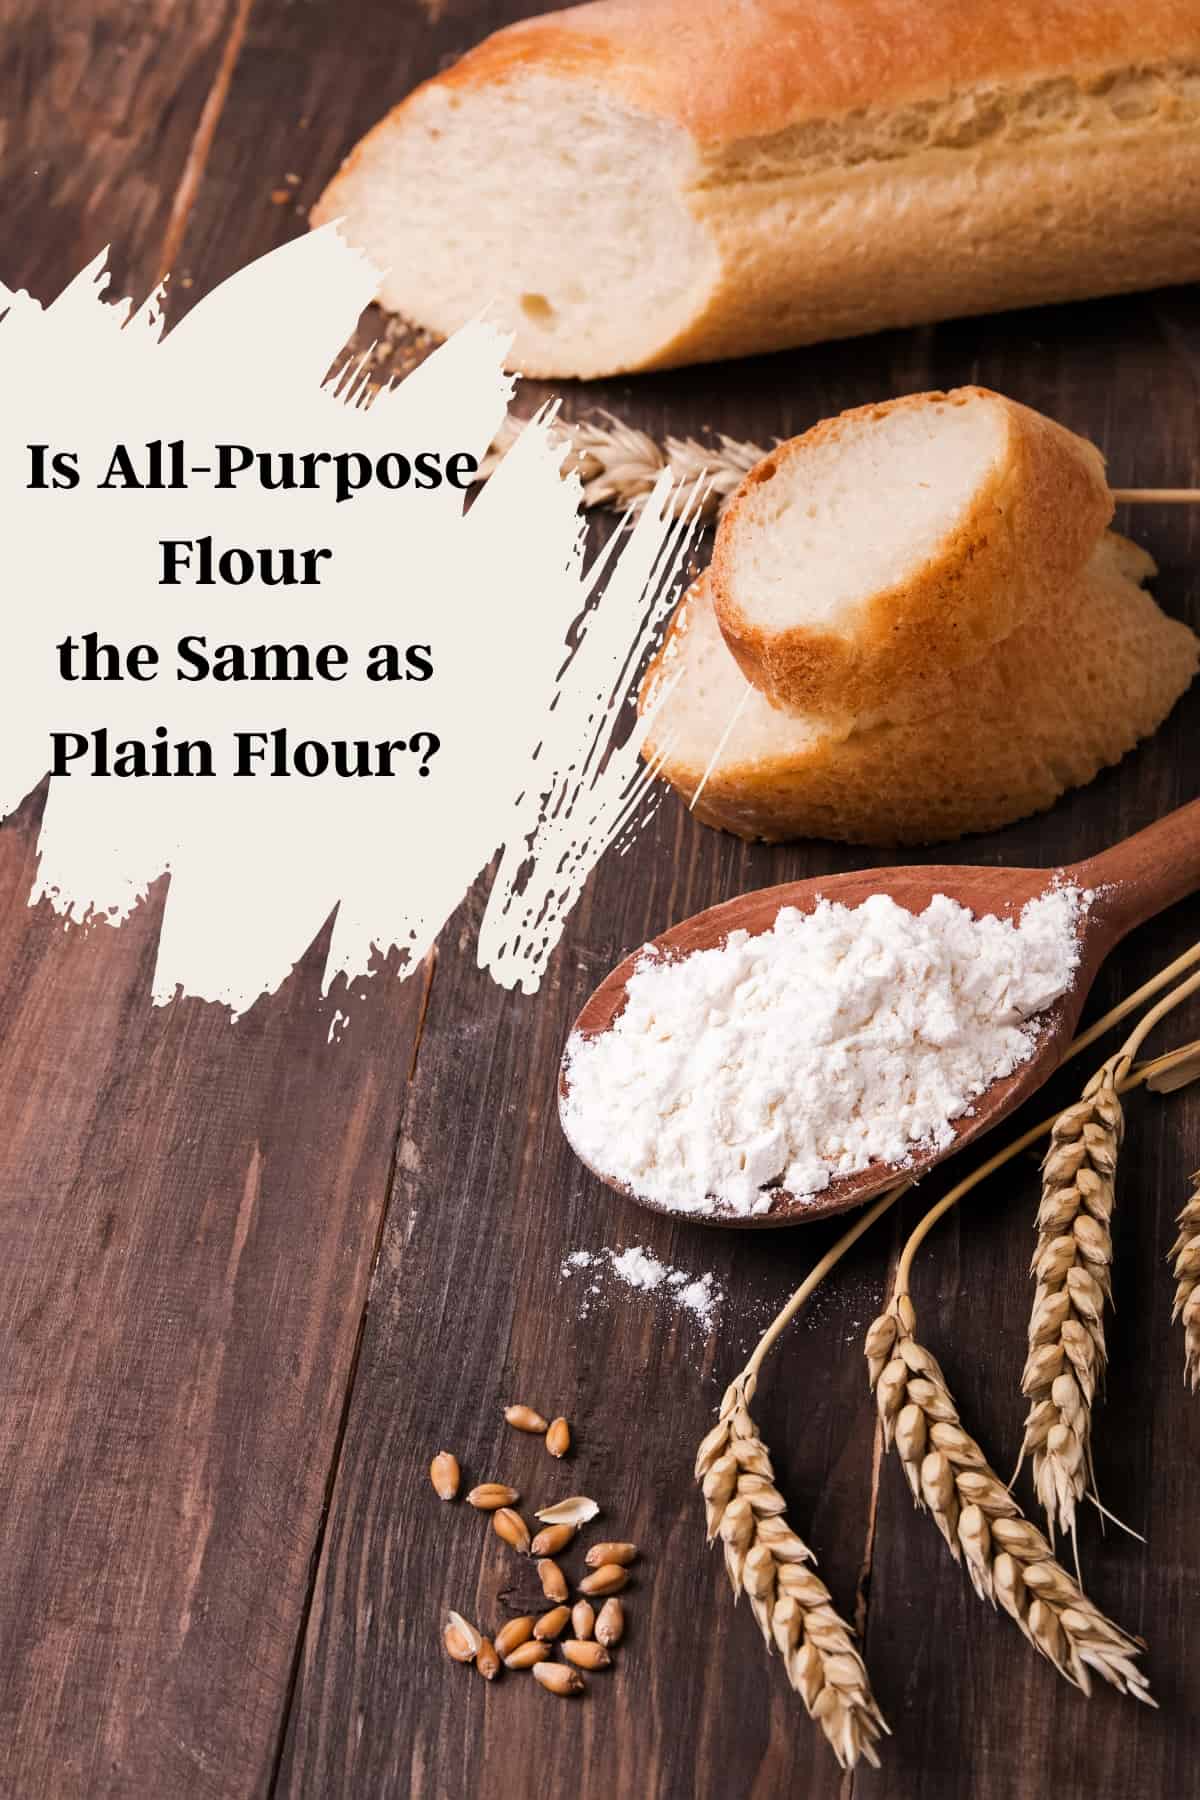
<box><xmin>640</xmin><ymin>540</ymin><xmax>1198</xmax><ymax>845</ymax></box>
<box><xmin>711</xmin><ymin>388</ymin><xmax>1112</xmax><ymax>720</ymax></box>
<box><xmin>313</xmin><ymin>0</ymin><xmax>1200</xmax><ymax>378</ymax></box>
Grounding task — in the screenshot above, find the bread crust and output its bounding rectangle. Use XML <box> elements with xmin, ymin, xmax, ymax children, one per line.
<box><xmin>641</xmin><ymin>544</ymin><xmax>1198</xmax><ymax>845</ymax></box>
<box><xmin>709</xmin><ymin>389</ymin><xmax>1113</xmax><ymax>719</ymax></box>
<box><xmin>365</xmin><ymin>0</ymin><xmax>1200</xmax><ymax>151</ymax></box>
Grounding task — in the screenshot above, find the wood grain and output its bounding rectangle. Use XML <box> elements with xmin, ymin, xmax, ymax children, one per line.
<box><xmin>3</xmin><ymin>2</ymin><xmax>1200</xmax><ymax>1797</ymax></box>
<box><xmin>0</xmin><ymin>0</ymin><xmax>247</xmax><ymax>304</ymax></box>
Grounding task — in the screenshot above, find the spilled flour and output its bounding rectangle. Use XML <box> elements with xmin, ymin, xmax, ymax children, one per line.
<box><xmin>561</xmin><ymin>1246</ymin><xmax>723</xmax><ymax>1329</ymax></box>
<box><xmin>562</xmin><ymin>886</ymin><xmax>1087</xmax><ymax>1217</ymax></box>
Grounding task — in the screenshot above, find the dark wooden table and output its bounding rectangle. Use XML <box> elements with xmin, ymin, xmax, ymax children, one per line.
<box><xmin>3</xmin><ymin>4</ymin><xmax>1200</xmax><ymax>1795</ymax></box>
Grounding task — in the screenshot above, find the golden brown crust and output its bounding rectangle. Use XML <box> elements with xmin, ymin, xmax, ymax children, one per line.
<box><xmin>380</xmin><ymin>0</ymin><xmax>1200</xmax><ymax>149</ymax></box>
<box><xmin>709</xmin><ymin>389</ymin><xmax>1113</xmax><ymax>720</ymax></box>
<box><xmin>642</xmin><ymin>546</ymin><xmax>1198</xmax><ymax>845</ymax></box>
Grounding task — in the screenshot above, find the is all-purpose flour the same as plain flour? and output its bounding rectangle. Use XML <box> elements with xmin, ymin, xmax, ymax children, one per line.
<box><xmin>561</xmin><ymin>888</ymin><xmax>1087</xmax><ymax>1217</ymax></box>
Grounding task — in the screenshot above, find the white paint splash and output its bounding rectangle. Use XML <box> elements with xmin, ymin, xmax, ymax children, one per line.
<box><xmin>0</xmin><ymin>232</ymin><xmax>691</xmax><ymax>1011</ymax></box>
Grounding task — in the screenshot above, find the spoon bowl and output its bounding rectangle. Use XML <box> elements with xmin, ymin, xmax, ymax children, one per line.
<box><xmin>560</xmin><ymin>800</ymin><xmax>1200</xmax><ymax>1227</ymax></box>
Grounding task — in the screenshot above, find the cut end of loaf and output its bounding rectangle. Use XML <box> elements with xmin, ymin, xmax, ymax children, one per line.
<box><xmin>725</xmin><ymin>392</ymin><xmax>1007</xmax><ymax>633</ymax></box>
<box><xmin>313</xmin><ymin>71</ymin><xmax>718</xmax><ymax>379</ymax></box>
<box><xmin>711</xmin><ymin>388</ymin><xmax>1112</xmax><ymax>719</ymax></box>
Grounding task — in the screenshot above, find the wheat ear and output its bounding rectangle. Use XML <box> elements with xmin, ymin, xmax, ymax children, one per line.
<box><xmin>474</xmin><ymin>412</ymin><xmax>1200</xmax><ymax>520</ymax></box>
<box><xmin>478</xmin><ymin>413</ymin><xmax>768</xmax><ymax>522</ymax></box>
<box><xmin>1170</xmin><ymin>1169</ymin><xmax>1200</xmax><ymax>1389</ymax></box>
<box><xmin>696</xmin><ymin>1374</ymin><xmax>889</xmax><ymax>1769</ymax></box>
<box><xmin>867</xmin><ymin>1294</ymin><xmax>1154</xmax><ymax>1706</ymax></box>
<box><xmin>1018</xmin><ymin>1055</ymin><xmax>1124</xmax><ymax>1542</ymax></box>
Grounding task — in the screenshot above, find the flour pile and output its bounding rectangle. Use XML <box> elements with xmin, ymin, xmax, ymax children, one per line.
<box><xmin>560</xmin><ymin>1245</ymin><xmax>723</xmax><ymax>1327</ymax></box>
<box><xmin>561</xmin><ymin>887</ymin><xmax>1085</xmax><ymax>1217</ymax></box>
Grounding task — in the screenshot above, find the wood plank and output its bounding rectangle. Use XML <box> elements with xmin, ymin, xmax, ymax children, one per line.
<box><xmin>0</xmin><ymin>9</ymin><xmax>434</xmax><ymax>1793</ymax></box>
<box><xmin>0</xmin><ymin>0</ymin><xmax>247</xmax><ymax>304</ymax></box>
<box><xmin>0</xmin><ymin>772</ymin><xmax>429</xmax><ymax>1793</ymax></box>
<box><xmin>859</xmin><ymin>287</ymin><xmax>1200</xmax><ymax>1800</ymax></box>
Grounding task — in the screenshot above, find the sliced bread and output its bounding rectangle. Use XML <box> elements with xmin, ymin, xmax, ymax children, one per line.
<box><xmin>710</xmin><ymin>388</ymin><xmax>1112</xmax><ymax>721</ymax></box>
<box><xmin>641</xmin><ymin>536</ymin><xmax>1197</xmax><ymax>845</ymax></box>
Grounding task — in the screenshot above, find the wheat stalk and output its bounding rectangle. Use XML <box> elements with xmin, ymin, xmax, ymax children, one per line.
<box><xmin>477</xmin><ymin>412</ymin><xmax>768</xmax><ymax>522</ymax></box>
<box><xmin>867</xmin><ymin>1294</ymin><xmax>1154</xmax><ymax>1705</ymax></box>
<box><xmin>1170</xmin><ymin>1169</ymin><xmax>1200</xmax><ymax>1389</ymax></box>
<box><xmin>696</xmin><ymin>1373</ymin><xmax>889</xmax><ymax>1770</ymax></box>
<box><xmin>1018</xmin><ymin>1055</ymin><xmax>1125</xmax><ymax>1543</ymax></box>
<box><xmin>474</xmin><ymin>411</ymin><xmax>1200</xmax><ymax>520</ymax></box>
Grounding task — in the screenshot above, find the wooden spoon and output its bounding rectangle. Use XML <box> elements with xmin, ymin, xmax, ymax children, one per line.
<box><xmin>561</xmin><ymin>799</ymin><xmax>1200</xmax><ymax>1228</ymax></box>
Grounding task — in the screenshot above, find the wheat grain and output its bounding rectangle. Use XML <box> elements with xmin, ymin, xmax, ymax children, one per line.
<box><xmin>577</xmin><ymin>1563</ymin><xmax>629</xmax><ymax>1597</ymax></box>
<box><xmin>1018</xmin><ymin>1055</ymin><xmax>1124</xmax><ymax>1542</ymax></box>
<box><xmin>493</xmin><ymin>1617</ymin><xmax>535</xmax><ymax>1658</ymax></box>
<box><xmin>537</xmin><ymin>1558</ymin><xmax>569</xmax><ymax>1602</ymax></box>
<box><xmin>594</xmin><ymin>1598</ymin><xmax>624</xmax><ymax>1647</ymax></box>
<box><xmin>429</xmin><ymin>1451</ymin><xmax>460</xmax><ymax>1501</ymax></box>
<box><xmin>545</xmin><ymin>1417</ymin><xmax>571</xmax><ymax>1458</ymax></box>
<box><xmin>585</xmin><ymin>1542</ymin><xmax>638</xmax><ymax>1567</ymax></box>
<box><xmin>695</xmin><ymin>1374</ymin><xmax>887</xmax><ymax>1770</ymax></box>
<box><xmin>477</xmin><ymin>412</ymin><xmax>768</xmax><ymax>523</ymax></box>
<box><xmin>1170</xmin><ymin>1169</ymin><xmax>1200</xmax><ymax>1389</ymax></box>
<box><xmin>504</xmin><ymin>1404</ymin><xmax>550</xmax><ymax>1433</ymax></box>
<box><xmin>530</xmin><ymin>1522</ymin><xmax>576</xmax><ymax>1557</ymax></box>
<box><xmin>867</xmin><ymin>1294</ymin><xmax>1153</xmax><ymax>1705</ymax></box>
<box><xmin>532</xmin><ymin>1661</ymin><xmax>585</xmax><ymax>1696</ymax></box>
<box><xmin>466</xmin><ymin>1483</ymin><xmax>519</xmax><ymax>1511</ymax></box>
<box><xmin>563</xmin><ymin>1639</ymin><xmax>612</xmax><ymax>1670</ymax></box>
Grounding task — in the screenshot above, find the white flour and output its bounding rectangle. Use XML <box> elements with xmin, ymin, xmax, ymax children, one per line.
<box><xmin>562</xmin><ymin>887</ymin><xmax>1085</xmax><ymax>1217</ymax></box>
<box><xmin>560</xmin><ymin>1246</ymin><xmax>723</xmax><ymax>1328</ymax></box>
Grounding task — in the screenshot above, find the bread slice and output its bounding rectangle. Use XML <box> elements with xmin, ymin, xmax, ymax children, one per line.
<box><xmin>641</xmin><ymin>537</ymin><xmax>1197</xmax><ymax>845</ymax></box>
<box><xmin>312</xmin><ymin>0</ymin><xmax>1200</xmax><ymax>378</ymax></box>
<box><xmin>709</xmin><ymin>388</ymin><xmax>1112</xmax><ymax>721</ymax></box>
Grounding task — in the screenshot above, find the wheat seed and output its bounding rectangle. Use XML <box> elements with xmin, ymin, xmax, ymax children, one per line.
<box><xmin>867</xmin><ymin>1294</ymin><xmax>1153</xmax><ymax>1705</ymax></box>
<box><xmin>532</xmin><ymin>1661</ymin><xmax>585</xmax><ymax>1696</ymax></box>
<box><xmin>466</xmin><ymin>1483</ymin><xmax>519</xmax><ymax>1511</ymax></box>
<box><xmin>476</xmin><ymin>1638</ymin><xmax>500</xmax><ymax>1681</ymax></box>
<box><xmin>585</xmin><ymin>1542</ymin><xmax>638</xmax><ymax>1567</ymax></box>
<box><xmin>534</xmin><ymin>1605</ymin><xmax>571</xmax><ymax>1640</ymax></box>
<box><xmin>531</xmin><ymin>1522</ymin><xmax>576</xmax><ymax>1557</ymax></box>
<box><xmin>492</xmin><ymin>1507</ymin><xmax>532</xmax><ymax>1554</ymax></box>
<box><xmin>443</xmin><ymin>1611</ymin><xmax>482</xmax><ymax>1664</ymax></box>
<box><xmin>595</xmin><ymin>1598</ymin><xmax>624</xmax><ymax>1648</ymax></box>
<box><xmin>538</xmin><ymin>1558</ymin><xmax>569</xmax><ymax>1602</ymax></box>
<box><xmin>572</xmin><ymin>1600</ymin><xmax>596</xmax><ymax>1640</ymax></box>
<box><xmin>494</xmin><ymin>1617</ymin><xmax>535</xmax><ymax>1658</ymax></box>
<box><xmin>429</xmin><ymin>1451</ymin><xmax>460</xmax><ymax>1501</ymax></box>
<box><xmin>1170</xmin><ymin>1170</ymin><xmax>1200</xmax><ymax>1389</ymax></box>
<box><xmin>505</xmin><ymin>1404</ymin><xmax>550</xmax><ymax>1434</ymax></box>
<box><xmin>578</xmin><ymin>1563</ymin><xmax>629</xmax><ymax>1597</ymax></box>
<box><xmin>478</xmin><ymin>412</ymin><xmax>768</xmax><ymax>523</ymax></box>
<box><xmin>695</xmin><ymin>1375</ymin><xmax>887</xmax><ymax>1770</ymax></box>
<box><xmin>563</xmin><ymin>1639</ymin><xmax>612</xmax><ymax>1670</ymax></box>
<box><xmin>1018</xmin><ymin>1057</ymin><xmax>1124</xmax><ymax>1541</ymax></box>
<box><xmin>535</xmin><ymin>1496</ymin><xmax>600</xmax><ymax>1527</ymax></box>
<box><xmin>546</xmin><ymin>1417</ymin><xmax>571</xmax><ymax>1458</ymax></box>
<box><xmin>504</xmin><ymin>1640</ymin><xmax>551</xmax><ymax>1670</ymax></box>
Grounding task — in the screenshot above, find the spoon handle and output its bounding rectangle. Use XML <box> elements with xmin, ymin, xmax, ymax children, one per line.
<box><xmin>1072</xmin><ymin>797</ymin><xmax>1200</xmax><ymax>943</ymax></box>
